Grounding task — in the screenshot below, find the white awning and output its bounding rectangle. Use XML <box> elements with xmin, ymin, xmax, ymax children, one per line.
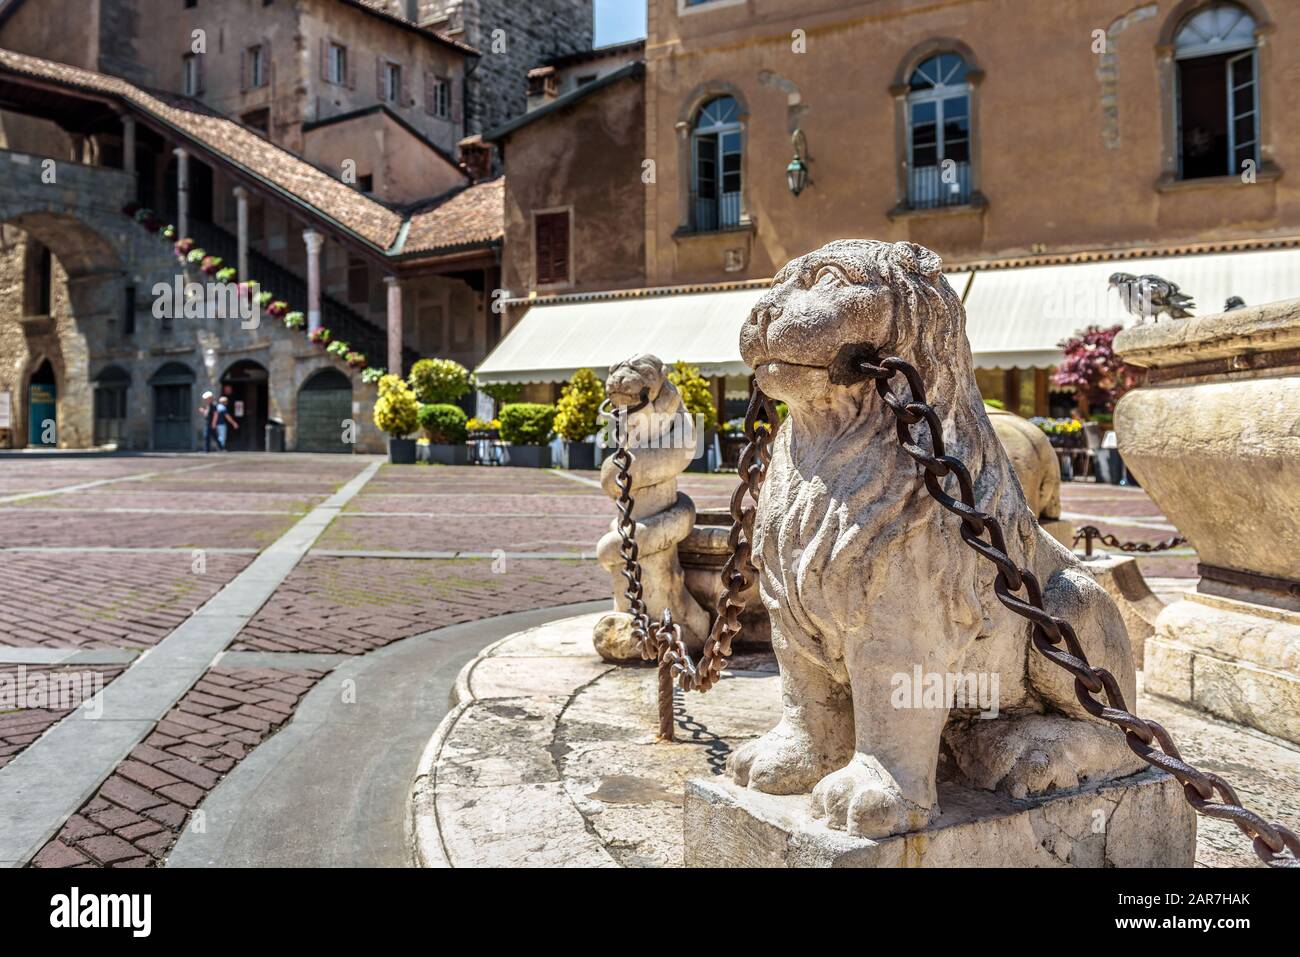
<box><xmin>962</xmin><ymin>247</ymin><xmax>1300</xmax><ymax>369</ymax></box>
<box><xmin>475</xmin><ymin>287</ymin><xmax>767</xmax><ymax>384</ymax></box>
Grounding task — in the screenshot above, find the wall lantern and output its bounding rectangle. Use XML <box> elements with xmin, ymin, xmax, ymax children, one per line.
<box><xmin>786</xmin><ymin>128</ymin><xmax>811</xmax><ymax>197</ymax></box>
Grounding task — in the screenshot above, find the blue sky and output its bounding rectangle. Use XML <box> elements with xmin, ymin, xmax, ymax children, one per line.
<box><xmin>595</xmin><ymin>0</ymin><xmax>647</xmax><ymax>45</ymax></box>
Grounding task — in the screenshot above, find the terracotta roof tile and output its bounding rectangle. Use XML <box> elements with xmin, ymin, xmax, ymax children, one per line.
<box><xmin>402</xmin><ymin>178</ymin><xmax>504</xmax><ymax>255</ymax></box>
<box><xmin>0</xmin><ymin>47</ymin><xmax>482</xmax><ymax>253</ymax></box>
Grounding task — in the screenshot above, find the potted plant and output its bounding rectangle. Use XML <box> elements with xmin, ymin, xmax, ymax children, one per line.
<box><xmin>667</xmin><ymin>361</ymin><xmax>718</xmax><ymax>472</ymax></box>
<box><xmin>373</xmin><ymin>374</ymin><xmax>419</xmax><ymax>464</ymax></box>
<box><xmin>361</xmin><ymin>366</ymin><xmax>385</xmax><ymax>385</ymax></box>
<box><xmin>417</xmin><ymin>403</ymin><xmax>470</xmax><ymax>465</ymax></box>
<box><xmin>174</xmin><ymin>237</ymin><xmax>195</xmax><ymax>260</ymax></box>
<box><xmin>326</xmin><ymin>340</ymin><xmax>351</xmax><ymax>359</ymax></box>
<box><xmin>283</xmin><ymin>311</ymin><xmax>306</xmax><ymax>330</ymax></box>
<box><xmin>162</xmin><ymin>225</ymin><xmax>176</xmax><ymax>240</ymax></box>
<box><xmin>215</xmin><ymin>266</ymin><xmax>237</xmax><ymax>284</ymax></box>
<box><xmin>499</xmin><ymin>402</ymin><xmax>556</xmax><ymax>468</ymax></box>
<box><xmin>200</xmin><ymin>255</ymin><xmax>223</xmax><ymax>276</ymax></box>
<box><xmin>553</xmin><ymin>368</ymin><xmax>603</xmax><ymax>470</ymax></box>
<box><xmin>268</xmin><ymin>300</ymin><xmax>290</xmax><ymax>320</ymax></box>
<box><xmin>346</xmin><ymin>351</ymin><xmax>367</xmax><ymax>370</ymax></box>
<box><xmin>255</xmin><ymin>290</ymin><xmax>275</xmax><ymax>310</ymax></box>
<box><xmin>408</xmin><ymin>357</ymin><xmax>472</xmax><ymax>406</ymax></box>
<box><xmin>309</xmin><ymin>326</ymin><xmax>331</xmax><ymax>344</ymax></box>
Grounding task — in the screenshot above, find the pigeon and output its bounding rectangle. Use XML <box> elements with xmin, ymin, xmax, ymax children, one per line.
<box><xmin>1109</xmin><ymin>272</ymin><xmax>1196</xmax><ymax>322</ymax></box>
<box><xmin>1224</xmin><ymin>296</ymin><xmax>1247</xmax><ymax>312</ymax></box>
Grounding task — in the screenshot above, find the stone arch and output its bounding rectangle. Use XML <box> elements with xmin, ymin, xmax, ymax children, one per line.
<box><xmin>0</xmin><ymin>208</ymin><xmax>128</xmax><ymax>448</ymax></box>
<box><xmin>890</xmin><ymin>37</ymin><xmax>984</xmax><ymax>91</ymax></box>
<box><xmin>1156</xmin><ymin>0</ymin><xmax>1272</xmax><ymax>48</ymax></box>
<box><xmin>219</xmin><ymin>358</ymin><xmax>270</xmax><ymax>451</ymax></box>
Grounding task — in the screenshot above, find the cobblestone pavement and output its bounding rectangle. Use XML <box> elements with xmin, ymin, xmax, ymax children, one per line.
<box><xmin>0</xmin><ymin>455</ymin><xmax>1219</xmax><ymax>868</ymax></box>
<box><xmin>0</xmin><ymin>665</ymin><xmax>125</xmax><ymax>770</ymax></box>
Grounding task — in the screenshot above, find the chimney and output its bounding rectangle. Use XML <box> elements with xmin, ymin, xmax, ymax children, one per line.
<box><xmin>526</xmin><ymin>66</ymin><xmax>559</xmax><ymax>110</ymax></box>
<box><xmin>458</xmin><ymin>135</ymin><xmax>494</xmax><ymax>182</ymax></box>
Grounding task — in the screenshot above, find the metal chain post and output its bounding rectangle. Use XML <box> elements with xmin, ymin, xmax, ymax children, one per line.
<box><xmin>602</xmin><ymin>387</ymin><xmax>777</xmax><ymax>740</ymax></box>
<box><xmin>1072</xmin><ymin>524</ymin><xmax>1187</xmax><ymax>558</ymax></box>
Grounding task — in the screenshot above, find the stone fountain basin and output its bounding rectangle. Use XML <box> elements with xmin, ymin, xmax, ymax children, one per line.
<box><xmin>677</xmin><ymin>508</ymin><xmax>770</xmax><ymax>649</ymax></box>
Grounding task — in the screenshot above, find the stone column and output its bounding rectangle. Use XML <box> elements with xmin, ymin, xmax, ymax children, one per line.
<box><xmin>174</xmin><ymin>147</ymin><xmax>190</xmax><ymax>238</ymax></box>
<box><xmin>233</xmin><ymin>186</ymin><xmax>250</xmax><ymax>280</ymax></box>
<box><xmin>303</xmin><ymin>228</ymin><xmax>323</xmax><ymax>333</ymax></box>
<box><xmin>121</xmin><ymin>116</ymin><xmax>136</xmax><ymax>175</ymax></box>
<box><xmin>385</xmin><ymin>275</ymin><xmax>403</xmax><ymax>375</ymax></box>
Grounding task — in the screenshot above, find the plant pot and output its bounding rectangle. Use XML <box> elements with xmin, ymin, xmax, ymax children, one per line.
<box><xmin>505</xmin><ymin>445</ymin><xmax>551</xmax><ymax>468</ymax></box>
<box><xmin>684</xmin><ymin>429</ymin><xmax>715</xmax><ymax>472</ymax></box>
<box><xmin>563</xmin><ymin>441</ymin><xmax>597</xmax><ymax>471</ymax></box>
<box><xmin>427</xmin><ymin>443</ymin><xmax>470</xmax><ymax>465</ymax></box>
<box><xmin>388</xmin><ymin>437</ymin><xmax>417</xmax><ymax>465</ymax></box>
<box><xmin>1095</xmin><ymin>448</ymin><xmax>1125</xmax><ymax>485</ymax></box>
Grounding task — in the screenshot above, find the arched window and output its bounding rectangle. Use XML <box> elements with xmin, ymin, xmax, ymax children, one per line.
<box><xmin>690</xmin><ymin>96</ymin><xmax>742</xmax><ymax>231</ymax></box>
<box><xmin>1175</xmin><ymin>3</ymin><xmax>1258</xmax><ymax>179</ymax></box>
<box><xmin>906</xmin><ymin>53</ymin><xmax>971</xmax><ymax>209</ymax></box>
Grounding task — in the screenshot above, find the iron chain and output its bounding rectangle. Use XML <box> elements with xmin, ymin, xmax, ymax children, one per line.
<box><xmin>856</xmin><ymin>353</ymin><xmax>1298</xmax><ymax>869</ymax></box>
<box><xmin>1073</xmin><ymin>525</ymin><xmax>1187</xmax><ymax>557</ymax></box>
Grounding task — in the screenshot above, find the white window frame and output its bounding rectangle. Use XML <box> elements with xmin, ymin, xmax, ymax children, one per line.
<box><xmin>328</xmin><ymin>42</ymin><xmax>348</xmax><ymax>86</ymax></box>
<box><xmin>182</xmin><ymin>54</ymin><xmax>200</xmax><ymax>96</ymax></box>
<box><xmin>690</xmin><ymin>97</ymin><xmax>743</xmax><ymax>232</ymax></box>
<box><xmin>905</xmin><ymin>55</ymin><xmax>972</xmax><ymax>208</ymax></box>
<box><xmin>248</xmin><ymin>44</ymin><xmax>266</xmax><ymax>89</ymax></box>
<box><xmin>1170</xmin><ymin>4</ymin><xmax>1258</xmax><ymax>178</ymax></box>
<box><xmin>384</xmin><ymin>61</ymin><xmax>402</xmax><ymax>104</ymax></box>
<box><xmin>432</xmin><ymin>75</ymin><xmax>451</xmax><ymax>119</ymax></box>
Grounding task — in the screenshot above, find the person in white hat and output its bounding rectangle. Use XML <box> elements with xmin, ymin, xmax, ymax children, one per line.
<box><xmin>199</xmin><ymin>391</ymin><xmax>216</xmax><ymax>452</ymax></box>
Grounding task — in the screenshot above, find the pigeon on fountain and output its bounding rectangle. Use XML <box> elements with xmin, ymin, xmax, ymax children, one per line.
<box><xmin>1224</xmin><ymin>296</ymin><xmax>1247</xmax><ymax>312</ymax></box>
<box><xmin>1108</xmin><ymin>272</ymin><xmax>1196</xmax><ymax>322</ymax></box>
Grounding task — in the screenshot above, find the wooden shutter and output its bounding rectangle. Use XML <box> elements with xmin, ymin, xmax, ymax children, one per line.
<box><xmin>535</xmin><ymin>212</ymin><xmax>569</xmax><ymax>286</ymax></box>
<box><xmin>424</xmin><ymin>71</ymin><xmax>435</xmax><ymax>115</ymax></box>
<box><xmin>320</xmin><ymin>38</ymin><xmax>329</xmax><ymax>82</ymax></box>
<box><xmin>451</xmin><ymin>76</ymin><xmax>462</xmax><ymax>125</ymax></box>
<box><xmin>376</xmin><ymin>56</ymin><xmax>385</xmax><ymax>99</ymax></box>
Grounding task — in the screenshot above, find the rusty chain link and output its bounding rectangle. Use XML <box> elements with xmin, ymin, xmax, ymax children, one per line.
<box><xmin>1072</xmin><ymin>525</ymin><xmax>1187</xmax><ymax>558</ymax></box>
<box><xmin>603</xmin><ymin>386</ymin><xmax>777</xmax><ymax>697</ymax></box>
<box><xmin>851</xmin><ymin>352</ymin><xmax>1299</xmax><ymax>869</ymax></box>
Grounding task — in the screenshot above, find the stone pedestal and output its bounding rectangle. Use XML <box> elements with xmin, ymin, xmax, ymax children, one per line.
<box><xmin>1079</xmin><ymin>554</ymin><xmax>1164</xmax><ymax>669</ymax></box>
<box><xmin>685</xmin><ymin>770</ymin><xmax>1195</xmax><ymax>868</ymax></box>
<box><xmin>1145</xmin><ymin>592</ymin><xmax>1300</xmax><ymax>744</ymax></box>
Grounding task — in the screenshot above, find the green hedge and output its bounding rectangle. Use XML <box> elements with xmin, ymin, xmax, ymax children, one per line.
<box><xmin>418</xmin><ymin>403</ymin><xmax>468</xmax><ymax>444</ymax></box>
<box><xmin>499</xmin><ymin>403</ymin><xmax>556</xmax><ymax>446</ymax></box>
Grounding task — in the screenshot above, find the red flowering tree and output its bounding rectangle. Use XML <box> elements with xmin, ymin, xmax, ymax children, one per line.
<box><xmin>1052</xmin><ymin>324</ymin><xmax>1138</xmax><ymax>418</ymax></box>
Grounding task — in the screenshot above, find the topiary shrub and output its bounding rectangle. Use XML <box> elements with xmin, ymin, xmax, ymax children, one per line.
<box><xmin>498</xmin><ymin>403</ymin><xmax>556</xmax><ymax>446</ymax></box>
<box><xmin>666</xmin><ymin>361</ymin><xmax>717</xmax><ymax>433</ymax></box>
<box><xmin>373</xmin><ymin>374</ymin><xmax>419</xmax><ymax>437</ymax></box>
<box><xmin>418</xmin><ymin>403</ymin><xmax>468</xmax><ymax>444</ymax></box>
<box><xmin>477</xmin><ymin>380</ymin><xmax>523</xmax><ymax>405</ymax></box>
<box><xmin>552</xmin><ymin>368</ymin><xmax>604</xmax><ymax>442</ymax></box>
<box><xmin>409</xmin><ymin>358</ymin><xmax>472</xmax><ymax>405</ymax></box>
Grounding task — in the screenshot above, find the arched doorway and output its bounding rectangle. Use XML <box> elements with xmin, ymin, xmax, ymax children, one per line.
<box><xmin>93</xmin><ymin>365</ymin><xmax>130</xmax><ymax>447</ymax></box>
<box><xmin>296</xmin><ymin>368</ymin><xmax>353</xmax><ymax>453</ymax></box>
<box><xmin>27</xmin><ymin>359</ymin><xmax>57</xmax><ymax>447</ymax></box>
<box><xmin>150</xmin><ymin>362</ymin><xmax>196</xmax><ymax>451</ymax></box>
<box><xmin>220</xmin><ymin>360</ymin><xmax>269</xmax><ymax>452</ymax></box>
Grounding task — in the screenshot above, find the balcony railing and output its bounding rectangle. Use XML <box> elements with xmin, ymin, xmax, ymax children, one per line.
<box><xmin>907</xmin><ymin>161</ymin><xmax>971</xmax><ymax>210</ymax></box>
<box><xmin>689</xmin><ymin>191</ymin><xmax>742</xmax><ymax>233</ymax></box>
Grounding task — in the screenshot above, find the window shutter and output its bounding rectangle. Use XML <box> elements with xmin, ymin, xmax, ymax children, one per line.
<box><xmin>263</xmin><ymin>38</ymin><xmax>273</xmax><ymax>89</ymax></box>
<box><xmin>451</xmin><ymin>76</ymin><xmax>462</xmax><ymax>125</ymax></box>
<box><xmin>196</xmin><ymin>54</ymin><xmax>205</xmax><ymax>95</ymax></box>
<box><xmin>424</xmin><ymin>71</ymin><xmax>435</xmax><ymax>115</ymax></box>
<box><xmin>320</xmin><ymin>39</ymin><xmax>329</xmax><ymax>82</ymax></box>
<box><xmin>552</xmin><ymin>215</ymin><xmax>569</xmax><ymax>283</ymax></box>
<box><xmin>535</xmin><ymin>213</ymin><xmax>569</xmax><ymax>285</ymax></box>
<box><xmin>240</xmin><ymin>49</ymin><xmax>248</xmax><ymax>92</ymax></box>
<box><xmin>346</xmin><ymin>50</ymin><xmax>356</xmax><ymax>90</ymax></box>
<box><xmin>402</xmin><ymin>67</ymin><xmax>413</xmax><ymax>108</ymax></box>
<box><xmin>376</xmin><ymin>56</ymin><xmax>385</xmax><ymax>99</ymax></box>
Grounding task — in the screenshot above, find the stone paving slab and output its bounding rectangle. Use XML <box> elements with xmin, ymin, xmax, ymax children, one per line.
<box><xmin>4</xmin><ymin>490</ymin><xmax>325</xmax><ymax>513</ymax></box>
<box><xmin>343</xmin><ymin>493</ymin><xmax>608</xmax><ymax>516</ymax></box>
<box><xmin>413</xmin><ymin>612</ymin><xmax>1300</xmax><ymax>868</ymax></box>
<box><xmin>0</xmin><ymin>511</ymin><xmax>299</xmax><ymax>549</ymax></box>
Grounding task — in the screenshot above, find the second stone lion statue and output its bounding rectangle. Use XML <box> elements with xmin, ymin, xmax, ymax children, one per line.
<box><xmin>730</xmin><ymin>239</ymin><xmax>1143</xmax><ymax>838</ymax></box>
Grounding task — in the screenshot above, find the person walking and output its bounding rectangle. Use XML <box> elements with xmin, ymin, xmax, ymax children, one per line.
<box><xmin>213</xmin><ymin>397</ymin><xmax>239</xmax><ymax>451</ymax></box>
<box><xmin>199</xmin><ymin>391</ymin><xmax>217</xmax><ymax>453</ymax></box>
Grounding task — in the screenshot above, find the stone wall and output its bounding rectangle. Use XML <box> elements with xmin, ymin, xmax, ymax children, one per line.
<box><xmin>418</xmin><ymin>0</ymin><xmax>595</xmax><ymax>135</ymax></box>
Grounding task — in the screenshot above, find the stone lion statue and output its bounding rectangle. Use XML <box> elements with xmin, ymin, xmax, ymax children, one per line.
<box><xmin>595</xmin><ymin>355</ymin><xmax>711</xmax><ymax>655</ymax></box>
<box><xmin>730</xmin><ymin>240</ymin><xmax>1142</xmax><ymax>838</ymax></box>
<box><xmin>986</xmin><ymin>406</ymin><xmax>1061</xmax><ymax>524</ymax></box>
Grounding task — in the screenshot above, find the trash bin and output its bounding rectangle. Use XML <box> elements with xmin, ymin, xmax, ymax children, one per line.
<box><xmin>265</xmin><ymin>419</ymin><xmax>285</xmax><ymax>452</ymax></box>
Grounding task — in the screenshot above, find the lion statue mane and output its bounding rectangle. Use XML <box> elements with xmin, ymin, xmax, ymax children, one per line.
<box><xmin>729</xmin><ymin>240</ymin><xmax>1142</xmax><ymax>838</ymax></box>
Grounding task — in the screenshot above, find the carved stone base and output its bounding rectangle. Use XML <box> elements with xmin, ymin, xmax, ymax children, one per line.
<box><xmin>1079</xmin><ymin>553</ymin><xmax>1165</xmax><ymax>669</ymax></box>
<box><xmin>683</xmin><ymin>770</ymin><xmax>1195</xmax><ymax>868</ymax></box>
<box><xmin>1144</xmin><ymin>591</ymin><xmax>1300</xmax><ymax>744</ymax></box>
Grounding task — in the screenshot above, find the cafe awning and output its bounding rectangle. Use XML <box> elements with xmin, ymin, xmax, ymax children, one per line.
<box><xmin>962</xmin><ymin>247</ymin><xmax>1300</xmax><ymax>369</ymax></box>
<box><xmin>475</xmin><ymin>287</ymin><xmax>768</xmax><ymax>384</ymax></box>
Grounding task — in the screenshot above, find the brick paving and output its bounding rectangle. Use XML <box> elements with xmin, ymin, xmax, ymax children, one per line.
<box><xmin>30</xmin><ymin>667</ymin><xmax>326</xmax><ymax>868</ymax></box>
<box><xmin>0</xmin><ymin>552</ymin><xmax>252</xmax><ymax>649</ymax></box>
<box><xmin>232</xmin><ymin>555</ymin><xmax>606</xmax><ymax>654</ymax></box>
<box><xmin>0</xmin><ymin>454</ymin><xmax>1215</xmax><ymax>869</ymax></box>
<box><xmin>0</xmin><ymin>665</ymin><xmax>124</xmax><ymax>769</ymax></box>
